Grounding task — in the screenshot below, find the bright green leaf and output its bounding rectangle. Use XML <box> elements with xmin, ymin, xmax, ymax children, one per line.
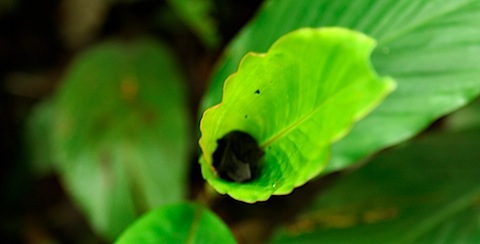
<box><xmin>166</xmin><ymin>0</ymin><xmax>219</xmax><ymax>48</ymax></box>
<box><xmin>51</xmin><ymin>38</ymin><xmax>191</xmax><ymax>239</ymax></box>
<box><xmin>116</xmin><ymin>202</ymin><xmax>237</xmax><ymax>244</ymax></box>
<box><xmin>199</xmin><ymin>28</ymin><xmax>395</xmax><ymax>203</ymax></box>
<box><xmin>272</xmin><ymin>129</ymin><xmax>480</xmax><ymax>243</ymax></box>
<box><xmin>202</xmin><ymin>0</ymin><xmax>480</xmax><ymax>174</ymax></box>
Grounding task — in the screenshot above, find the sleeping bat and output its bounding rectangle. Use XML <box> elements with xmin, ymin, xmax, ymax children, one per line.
<box><xmin>212</xmin><ymin>130</ymin><xmax>264</xmax><ymax>183</ymax></box>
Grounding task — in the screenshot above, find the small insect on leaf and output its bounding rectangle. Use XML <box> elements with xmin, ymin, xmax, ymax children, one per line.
<box><xmin>212</xmin><ymin>131</ymin><xmax>264</xmax><ymax>183</ymax></box>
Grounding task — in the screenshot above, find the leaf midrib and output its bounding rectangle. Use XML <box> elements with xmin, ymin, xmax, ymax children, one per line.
<box><xmin>186</xmin><ymin>206</ymin><xmax>204</xmax><ymax>244</ymax></box>
<box><xmin>260</xmin><ymin>80</ymin><xmax>361</xmax><ymax>148</ymax></box>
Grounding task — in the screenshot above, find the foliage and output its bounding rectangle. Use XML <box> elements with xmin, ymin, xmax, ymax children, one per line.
<box><xmin>116</xmin><ymin>202</ymin><xmax>236</xmax><ymax>243</ymax></box>
<box><xmin>166</xmin><ymin>0</ymin><xmax>219</xmax><ymax>47</ymax></box>
<box><xmin>272</xmin><ymin>128</ymin><xmax>480</xmax><ymax>243</ymax></box>
<box><xmin>19</xmin><ymin>0</ymin><xmax>480</xmax><ymax>242</ymax></box>
<box><xmin>45</xmin><ymin>38</ymin><xmax>190</xmax><ymax>239</ymax></box>
<box><xmin>199</xmin><ymin>27</ymin><xmax>395</xmax><ymax>202</ymax></box>
<box><xmin>203</xmin><ymin>0</ymin><xmax>480</xmax><ymax>174</ymax></box>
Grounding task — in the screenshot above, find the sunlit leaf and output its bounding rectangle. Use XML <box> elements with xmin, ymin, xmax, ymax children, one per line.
<box><xmin>199</xmin><ymin>28</ymin><xmax>395</xmax><ymax>203</ymax></box>
<box><xmin>272</xmin><ymin>129</ymin><xmax>480</xmax><ymax>243</ymax></box>
<box><xmin>202</xmin><ymin>0</ymin><xmax>480</xmax><ymax>173</ymax></box>
<box><xmin>116</xmin><ymin>203</ymin><xmax>236</xmax><ymax>244</ymax></box>
<box><xmin>51</xmin><ymin>38</ymin><xmax>191</xmax><ymax>239</ymax></box>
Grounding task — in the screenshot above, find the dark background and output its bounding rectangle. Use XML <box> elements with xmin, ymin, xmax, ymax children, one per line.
<box><xmin>0</xmin><ymin>0</ymin><xmax>262</xmax><ymax>242</ymax></box>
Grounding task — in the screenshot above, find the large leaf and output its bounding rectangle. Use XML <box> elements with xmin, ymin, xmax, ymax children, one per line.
<box><xmin>272</xmin><ymin>129</ymin><xmax>480</xmax><ymax>243</ymax></box>
<box><xmin>116</xmin><ymin>202</ymin><xmax>236</xmax><ymax>243</ymax></box>
<box><xmin>202</xmin><ymin>0</ymin><xmax>480</xmax><ymax>173</ymax></box>
<box><xmin>51</xmin><ymin>38</ymin><xmax>191</xmax><ymax>239</ymax></box>
<box><xmin>199</xmin><ymin>28</ymin><xmax>395</xmax><ymax>203</ymax></box>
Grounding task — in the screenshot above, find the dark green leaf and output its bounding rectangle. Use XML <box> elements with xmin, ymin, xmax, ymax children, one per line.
<box><xmin>202</xmin><ymin>0</ymin><xmax>480</xmax><ymax>173</ymax></box>
<box><xmin>25</xmin><ymin>98</ymin><xmax>56</xmax><ymax>176</ymax></box>
<box><xmin>199</xmin><ymin>28</ymin><xmax>395</xmax><ymax>202</ymax></box>
<box><xmin>51</xmin><ymin>38</ymin><xmax>191</xmax><ymax>239</ymax></box>
<box><xmin>272</xmin><ymin>129</ymin><xmax>480</xmax><ymax>243</ymax></box>
<box><xmin>446</xmin><ymin>97</ymin><xmax>480</xmax><ymax>132</ymax></box>
<box><xmin>166</xmin><ymin>0</ymin><xmax>219</xmax><ymax>47</ymax></box>
<box><xmin>116</xmin><ymin>203</ymin><xmax>237</xmax><ymax>244</ymax></box>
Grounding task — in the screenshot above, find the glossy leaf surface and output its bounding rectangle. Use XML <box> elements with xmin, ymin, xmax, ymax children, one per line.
<box><xmin>199</xmin><ymin>28</ymin><xmax>395</xmax><ymax>202</ymax></box>
<box><xmin>272</xmin><ymin>129</ymin><xmax>480</xmax><ymax>243</ymax></box>
<box><xmin>202</xmin><ymin>0</ymin><xmax>480</xmax><ymax>173</ymax></box>
<box><xmin>116</xmin><ymin>203</ymin><xmax>236</xmax><ymax>244</ymax></box>
<box><xmin>51</xmin><ymin>38</ymin><xmax>191</xmax><ymax>239</ymax></box>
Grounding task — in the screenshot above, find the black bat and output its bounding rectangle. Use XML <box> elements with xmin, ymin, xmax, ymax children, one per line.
<box><xmin>212</xmin><ymin>130</ymin><xmax>264</xmax><ymax>183</ymax></box>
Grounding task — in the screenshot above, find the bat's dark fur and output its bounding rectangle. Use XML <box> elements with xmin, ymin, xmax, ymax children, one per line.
<box><xmin>212</xmin><ymin>131</ymin><xmax>264</xmax><ymax>182</ymax></box>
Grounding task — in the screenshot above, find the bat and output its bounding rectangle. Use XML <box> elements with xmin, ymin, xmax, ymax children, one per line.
<box><xmin>212</xmin><ymin>130</ymin><xmax>264</xmax><ymax>183</ymax></box>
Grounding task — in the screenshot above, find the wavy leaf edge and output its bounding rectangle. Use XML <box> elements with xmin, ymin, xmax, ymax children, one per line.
<box><xmin>199</xmin><ymin>27</ymin><xmax>396</xmax><ymax>203</ymax></box>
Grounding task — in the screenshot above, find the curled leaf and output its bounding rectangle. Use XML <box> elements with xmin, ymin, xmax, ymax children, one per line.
<box><xmin>199</xmin><ymin>28</ymin><xmax>396</xmax><ymax>203</ymax></box>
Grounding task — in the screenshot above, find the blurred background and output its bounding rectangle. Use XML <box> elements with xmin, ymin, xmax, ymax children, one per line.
<box><xmin>3</xmin><ymin>0</ymin><xmax>480</xmax><ymax>243</ymax></box>
<box><xmin>0</xmin><ymin>0</ymin><xmax>261</xmax><ymax>242</ymax></box>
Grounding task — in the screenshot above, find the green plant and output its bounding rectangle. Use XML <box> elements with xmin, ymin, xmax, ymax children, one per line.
<box><xmin>25</xmin><ymin>0</ymin><xmax>480</xmax><ymax>243</ymax></box>
<box><xmin>199</xmin><ymin>27</ymin><xmax>395</xmax><ymax>202</ymax></box>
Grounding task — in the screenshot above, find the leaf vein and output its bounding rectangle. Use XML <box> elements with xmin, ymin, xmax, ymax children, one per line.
<box><xmin>379</xmin><ymin>1</ymin><xmax>479</xmax><ymax>45</ymax></box>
